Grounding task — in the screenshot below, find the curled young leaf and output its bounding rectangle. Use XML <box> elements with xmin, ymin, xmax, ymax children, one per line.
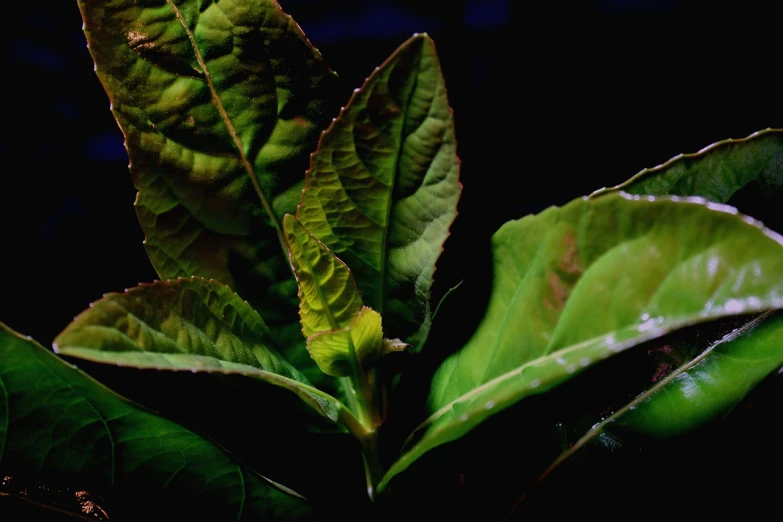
<box><xmin>307</xmin><ymin>307</ymin><xmax>383</xmax><ymax>377</ymax></box>
<box><xmin>382</xmin><ymin>338</ymin><xmax>409</xmax><ymax>356</ymax></box>
<box><xmin>283</xmin><ymin>214</ymin><xmax>364</xmax><ymax>338</ymax></box>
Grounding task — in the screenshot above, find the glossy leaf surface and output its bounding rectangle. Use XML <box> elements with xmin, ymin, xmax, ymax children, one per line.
<box><xmin>380</xmin><ymin>193</ymin><xmax>783</xmax><ymax>488</ymax></box>
<box><xmin>298</xmin><ymin>33</ymin><xmax>461</xmax><ymax>348</ymax></box>
<box><xmin>77</xmin><ymin>0</ymin><xmax>338</xmax><ymax>346</ymax></box>
<box><xmin>0</xmin><ymin>323</ymin><xmax>313</xmax><ymax>520</ymax></box>
<box><xmin>592</xmin><ymin>128</ymin><xmax>782</xmax><ymax>203</ymax></box>
<box><xmin>526</xmin><ymin>311</ymin><xmax>783</xmax><ymax>507</ymax></box>
<box><xmin>577</xmin><ymin>129</ymin><xmax>783</xmax><ymax>447</ymax></box>
<box><xmin>610</xmin><ymin>311</ymin><xmax>783</xmax><ymax>437</ymax></box>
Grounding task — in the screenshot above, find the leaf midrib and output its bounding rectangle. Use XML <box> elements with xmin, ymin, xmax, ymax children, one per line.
<box><xmin>376</xmin><ymin>50</ymin><xmax>422</xmax><ymax>316</ymax></box>
<box><xmin>35</xmin><ymin>351</ymin><xmax>117</xmax><ymax>494</ymax></box>
<box><xmin>165</xmin><ymin>0</ymin><xmax>287</xmax><ymax>258</ymax></box>
<box><xmin>379</xmin><ymin>318</ymin><xmax>716</xmax><ymax>490</ymax></box>
<box><xmin>404</xmin><ymin>306</ymin><xmax>781</xmax><ymax>449</ymax></box>
<box><xmin>298</xmin><ymin>239</ymin><xmax>341</xmax><ymax>332</ymax></box>
<box><xmin>533</xmin><ymin>311</ymin><xmax>774</xmax><ymax>484</ymax></box>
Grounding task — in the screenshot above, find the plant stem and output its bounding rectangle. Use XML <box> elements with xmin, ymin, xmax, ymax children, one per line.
<box><xmin>340</xmin><ymin>377</ymin><xmax>369</xmax><ymax>427</ymax></box>
<box><xmin>360</xmin><ymin>431</ymin><xmax>384</xmax><ymax>502</ymax></box>
<box><xmin>342</xmin><ymin>343</ymin><xmax>386</xmax><ymax>500</ymax></box>
<box><xmin>334</xmin><ymin>379</ymin><xmax>384</xmax><ymax>500</ymax></box>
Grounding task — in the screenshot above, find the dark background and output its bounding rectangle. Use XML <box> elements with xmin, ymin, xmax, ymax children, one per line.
<box><xmin>1</xmin><ymin>1</ymin><xmax>781</xmax><ymax>518</ymax></box>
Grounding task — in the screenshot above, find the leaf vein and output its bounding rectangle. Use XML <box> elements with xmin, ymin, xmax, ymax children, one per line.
<box><xmin>163</xmin><ymin>0</ymin><xmax>287</xmax><ymax>258</ymax></box>
<box><xmin>33</xmin><ymin>355</ymin><xmax>116</xmax><ymax>493</ymax></box>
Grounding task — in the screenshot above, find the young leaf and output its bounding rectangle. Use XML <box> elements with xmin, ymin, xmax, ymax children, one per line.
<box><xmin>591</xmin><ymin>128</ymin><xmax>782</xmax><ymax>202</ymax></box>
<box><xmin>379</xmin><ymin>193</ymin><xmax>783</xmax><ymax>489</ymax></box>
<box><xmin>536</xmin><ymin>311</ymin><xmax>783</xmax><ymax>486</ymax></box>
<box><xmin>77</xmin><ymin>0</ymin><xmax>338</xmax><ymax>336</ymax></box>
<box><xmin>307</xmin><ymin>307</ymin><xmax>383</xmax><ymax>377</ymax></box>
<box><xmin>283</xmin><ymin>215</ymin><xmax>363</xmax><ymax>337</ymax></box>
<box><xmin>0</xmin><ymin>323</ymin><xmax>315</xmax><ymax>520</ymax></box>
<box><xmin>297</xmin><ymin>33</ymin><xmax>461</xmax><ymax>349</ymax></box>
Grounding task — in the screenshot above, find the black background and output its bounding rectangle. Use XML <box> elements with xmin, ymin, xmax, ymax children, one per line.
<box><xmin>1</xmin><ymin>1</ymin><xmax>781</xmax><ymax>519</ymax></box>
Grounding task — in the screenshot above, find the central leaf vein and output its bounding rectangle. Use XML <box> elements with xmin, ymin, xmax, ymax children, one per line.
<box><xmin>535</xmin><ymin>311</ymin><xmax>772</xmax><ymax>483</ymax></box>
<box><xmin>377</xmin><ymin>59</ymin><xmax>421</xmax><ymax>315</ymax></box>
<box><xmin>36</xmin><ymin>357</ymin><xmax>116</xmax><ymax>493</ymax></box>
<box><xmin>236</xmin><ymin>466</ymin><xmax>246</xmax><ymax>522</ymax></box>
<box><xmin>164</xmin><ymin>0</ymin><xmax>287</xmax><ymax>258</ymax></box>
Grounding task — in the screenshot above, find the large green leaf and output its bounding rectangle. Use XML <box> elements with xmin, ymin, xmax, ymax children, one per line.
<box><xmin>379</xmin><ymin>193</ymin><xmax>783</xmax><ymax>489</ymax></box>
<box><xmin>77</xmin><ymin>0</ymin><xmax>338</xmax><ymax>357</ymax></box>
<box><xmin>52</xmin><ymin>277</ymin><xmax>364</xmax><ymax>504</ymax></box>
<box><xmin>0</xmin><ymin>323</ymin><xmax>315</xmax><ymax>520</ymax></box>
<box><xmin>297</xmin><ymin>33</ymin><xmax>461</xmax><ymax>348</ymax></box>
<box><xmin>591</xmin><ymin>128</ymin><xmax>782</xmax><ymax>203</ymax></box>
<box><xmin>568</xmin><ymin>128</ymin><xmax>782</xmax><ymax>456</ymax></box>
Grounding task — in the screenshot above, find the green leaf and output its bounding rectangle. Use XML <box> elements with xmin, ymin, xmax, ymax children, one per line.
<box><xmin>54</xmin><ymin>277</ymin><xmax>351</xmax><ymax>424</ymax></box>
<box><xmin>307</xmin><ymin>307</ymin><xmax>383</xmax><ymax>377</ymax></box>
<box><xmin>569</xmin><ymin>128</ymin><xmax>782</xmax><ymax>457</ymax></box>
<box><xmin>283</xmin><ymin>215</ymin><xmax>364</xmax><ymax>337</ymax></box>
<box><xmin>297</xmin><ymin>33</ymin><xmax>461</xmax><ymax>348</ymax></box>
<box><xmin>77</xmin><ymin>0</ymin><xmax>338</xmax><ymax>358</ymax></box>
<box><xmin>380</xmin><ymin>193</ymin><xmax>783</xmax><ymax>489</ymax></box>
<box><xmin>591</xmin><ymin>128</ymin><xmax>782</xmax><ymax>203</ymax></box>
<box><xmin>0</xmin><ymin>323</ymin><xmax>315</xmax><ymax>520</ymax></box>
<box><xmin>51</xmin><ymin>277</ymin><xmax>365</xmax><ymax>506</ymax></box>
<box><xmin>536</xmin><ymin>310</ymin><xmax>783</xmax><ymax>485</ymax></box>
<box><xmin>611</xmin><ymin>312</ymin><xmax>783</xmax><ymax>436</ymax></box>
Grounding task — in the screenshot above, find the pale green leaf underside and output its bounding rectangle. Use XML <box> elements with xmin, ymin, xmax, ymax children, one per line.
<box><xmin>591</xmin><ymin>128</ymin><xmax>782</xmax><ymax>202</ymax></box>
<box><xmin>78</xmin><ymin>0</ymin><xmax>337</xmax><ymax>342</ymax></box>
<box><xmin>540</xmin><ymin>311</ymin><xmax>783</xmax><ymax>482</ymax></box>
<box><xmin>307</xmin><ymin>306</ymin><xmax>383</xmax><ymax>377</ymax></box>
<box><xmin>284</xmin><ymin>215</ymin><xmax>363</xmax><ymax>338</ymax></box>
<box><xmin>0</xmin><ymin>323</ymin><xmax>312</xmax><ymax>520</ymax></box>
<box><xmin>380</xmin><ymin>193</ymin><xmax>783</xmax><ymax>489</ymax></box>
<box><xmin>298</xmin><ymin>33</ymin><xmax>461</xmax><ymax>347</ymax></box>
